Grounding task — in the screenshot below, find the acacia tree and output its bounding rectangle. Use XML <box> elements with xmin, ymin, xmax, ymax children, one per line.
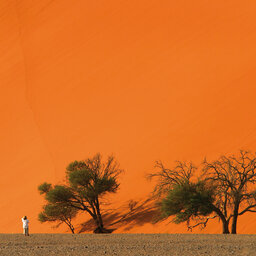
<box><xmin>148</xmin><ymin>161</ymin><xmax>220</xmax><ymax>230</ymax></box>
<box><xmin>38</xmin><ymin>154</ymin><xmax>123</xmax><ymax>233</ymax></box>
<box><xmin>150</xmin><ymin>150</ymin><xmax>256</xmax><ymax>234</ymax></box>
<box><xmin>203</xmin><ymin>150</ymin><xmax>256</xmax><ymax>234</ymax></box>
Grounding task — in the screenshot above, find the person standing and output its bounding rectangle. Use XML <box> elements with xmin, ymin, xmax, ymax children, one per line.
<box><xmin>21</xmin><ymin>216</ymin><xmax>29</xmax><ymax>236</ymax></box>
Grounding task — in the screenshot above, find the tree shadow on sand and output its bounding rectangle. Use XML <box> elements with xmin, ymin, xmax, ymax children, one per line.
<box><xmin>78</xmin><ymin>198</ymin><xmax>161</xmax><ymax>233</ymax></box>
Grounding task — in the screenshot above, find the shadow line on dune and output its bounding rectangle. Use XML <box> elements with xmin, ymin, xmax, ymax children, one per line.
<box><xmin>78</xmin><ymin>198</ymin><xmax>162</xmax><ymax>233</ymax></box>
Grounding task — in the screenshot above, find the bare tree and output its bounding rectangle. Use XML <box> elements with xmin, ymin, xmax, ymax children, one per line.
<box><xmin>148</xmin><ymin>160</ymin><xmax>196</xmax><ymax>196</ymax></box>
<box><xmin>203</xmin><ymin>150</ymin><xmax>256</xmax><ymax>234</ymax></box>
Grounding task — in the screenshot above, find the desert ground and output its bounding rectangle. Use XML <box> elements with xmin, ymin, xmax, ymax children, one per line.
<box><xmin>0</xmin><ymin>234</ymin><xmax>255</xmax><ymax>256</ymax></box>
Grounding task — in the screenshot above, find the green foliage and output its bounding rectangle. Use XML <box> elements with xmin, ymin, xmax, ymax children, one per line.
<box><xmin>161</xmin><ymin>181</ymin><xmax>214</xmax><ymax>224</ymax></box>
<box><xmin>67</xmin><ymin>154</ymin><xmax>122</xmax><ymax>201</ymax></box>
<box><xmin>68</xmin><ymin>169</ymin><xmax>91</xmax><ymax>187</ymax></box>
<box><xmin>38</xmin><ymin>212</ymin><xmax>48</xmax><ymax>222</ymax></box>
<box><xmin>38</xmin><ymin>182</ymin><xmax>52</xmax><ymax>195</ymax></box>
<box><xmin>45</xmin><ymin>185</ymin><xmax>74</xmax><ymax>204</ymax></box>
<box><xmin>38</xmin><ymin>203</ymin><xmax>78</xmax><ymax>223</ymax></box>
<box><xmin>66</xmin><ymin>161</ymin><xmax>88</xmax><ymax>173</ymax></box>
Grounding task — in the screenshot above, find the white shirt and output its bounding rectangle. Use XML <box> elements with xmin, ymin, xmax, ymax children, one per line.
<box><xmin>22</xmin><ymin>218</ymin><xmax>29</xmax><ymax>228</ymax></box>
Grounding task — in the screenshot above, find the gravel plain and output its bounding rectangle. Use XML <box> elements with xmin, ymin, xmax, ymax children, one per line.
<box><xmin>0</xmin><ymin>233</ymin><xmax>256</xmax><ymax>256</ymax></box>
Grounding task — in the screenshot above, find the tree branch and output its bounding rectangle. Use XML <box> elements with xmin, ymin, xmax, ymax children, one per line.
<box><xmin>187</xmin><ymin>215</ymin><xmax>218</xmax><ymax>231</ymax></box>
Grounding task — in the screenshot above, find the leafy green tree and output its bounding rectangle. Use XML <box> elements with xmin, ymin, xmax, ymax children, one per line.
<box><xmin>38</xmin><ymin>154</ymin><xmax>123</xmax><ymax>233</ymax></box>
<box><xmin>149</xmin><ymin>161</ymin><xmax>224</xmax><ymax>232</ymax></box>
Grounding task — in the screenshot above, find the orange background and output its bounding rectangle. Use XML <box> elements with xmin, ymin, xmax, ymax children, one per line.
<box><xmin>1</xmin><ymin>0</ymin><xmax>256</xmax><ymax>233</ymax></box>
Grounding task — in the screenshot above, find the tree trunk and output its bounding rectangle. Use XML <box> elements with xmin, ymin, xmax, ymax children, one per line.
<box><xmin>231</xmin><ymin>203</ymin><xmax>239</xmax><ymax>234</ymax></box>
<box><xmin>90</xmin><ymin>199</ymin><xmax>111</xmax><ymax>233</ymax></box>
<box><xmin>65</xmin><ymin>221</ymin><xmax>75</xmax><ymax>234</ymax></box>
<box><xmin>222</xmin><ymin>220</ymin><xmax>230</xmax><ymax>234</ymax></box>
<box><xmin>96</xmin><ymin>211</ymin><xmax>104</xmax><ymax>229</ymax></box>
<box><xmin>70</xmin><ymin>226</ymin><xmax>75</xmax><ymax>234</ymax></box>
<box><xmin>93</xmin><ymin>213</ymin><xmax>111</xmax><ymax>233</ymax></box>
<box><xmin>94</xmin><ymin>198</ymin><xmax>105</xmax><ymax>232</ymax></box>
<box><xmin>212</xmin><ymin>205</ymin><xmax>230</xmax><ymax>234</ymax></box>
<box><xmin>70</xmin><ymin>224</ymin><xmax>75</xmax><ymax>234</ymax></box>
<box><xmin>93</xmin><ymin>215</ymin><xmax>105</xmax><ymax>233</ymax></box>
<box><xmin>231</xmin><ymin>215</ymin><xmax>238</xmax><ymax>234</ymax></box>
<box><xmin>64</xmin><ymin>220</ymin><xmax>75</xmax><ymax>234</ymax></box>
<box><xmin>89</xmin><ymin>203</ymin><xmax>103</xmax><ymax>233</ymax></box>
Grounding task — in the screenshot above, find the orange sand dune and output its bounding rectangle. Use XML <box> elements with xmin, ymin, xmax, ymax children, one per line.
<box><xmin>1</xmin><ymin>0</ymin><xmax>256</xmax><ymax>233</ymax></box>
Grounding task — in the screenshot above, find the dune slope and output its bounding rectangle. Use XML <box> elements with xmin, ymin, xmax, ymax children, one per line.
<box><xmin>1</xmin><ymin>0</ymin><xmax>256</xmax><ymax>233</ymax></box>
